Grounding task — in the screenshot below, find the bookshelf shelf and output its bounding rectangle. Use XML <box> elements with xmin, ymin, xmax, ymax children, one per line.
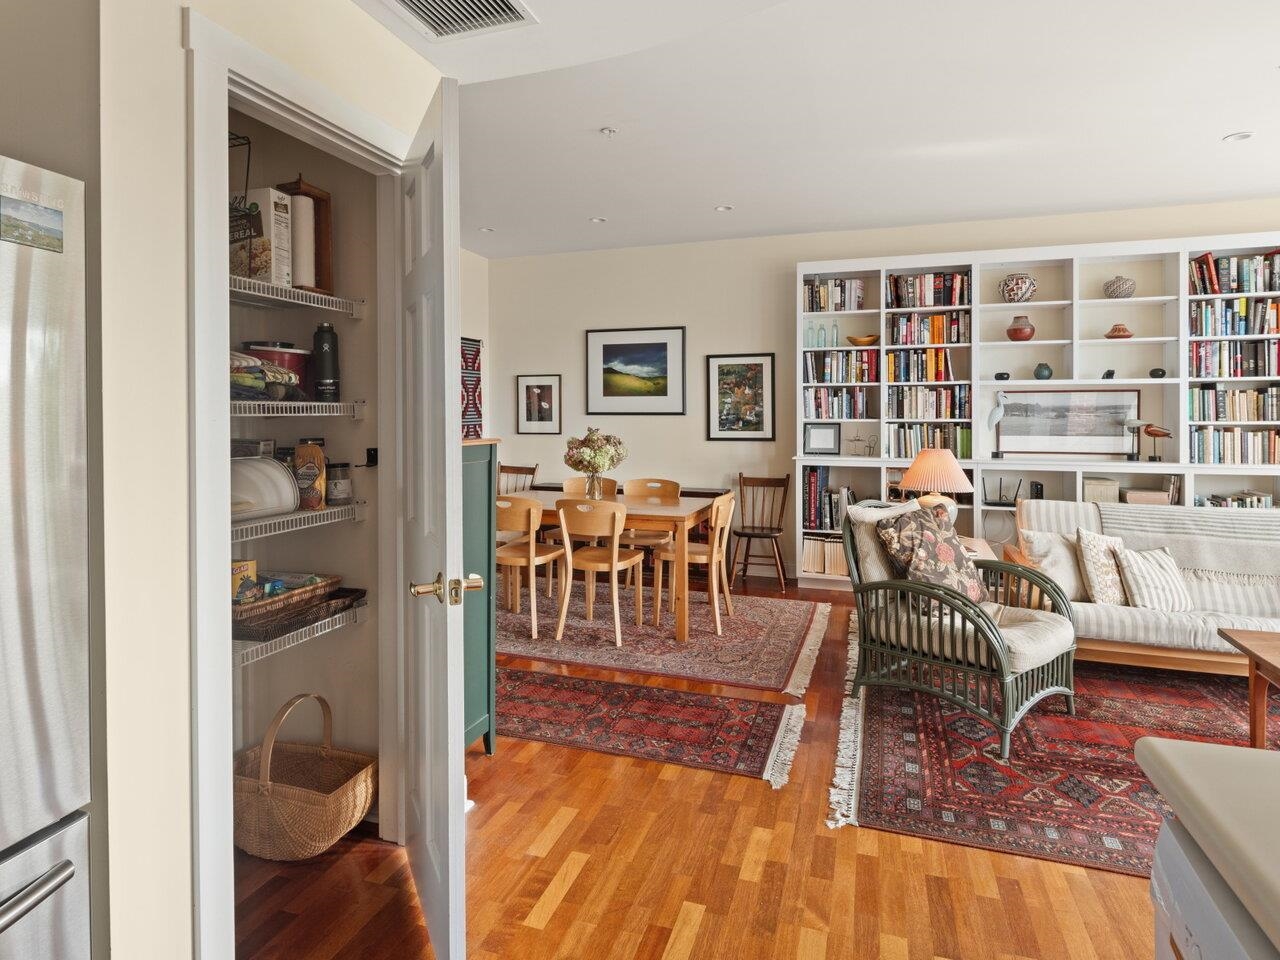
<box><xmin>885</xmin><ymin>305</ymin><xmax>972</xmax><ymax>314</ymax></box>
<box><xmin>980</xmin><ymin>299</ymin><xmax>1072</xmax><ymax>310</ymax></box>
<box><xmin>797</xmin><ymin>232</ymin><xmax>1280</xmax><ymax>587</ymax></box>
<box><xmin>1189</xmin><ymin>292</ymin><xmax>1280</xmax><ymax>302</ymax></box>
<box><xmin>803</xmin><ymin>309</ymin><xmax>879</xmax><ymax>317</ymax></box>
<box><xmin>980</xmin><ymin>338</ymin><xmax>1073</xmax><ymax>347</ymax></box>
<box><xmin>1077</xmin><ymin>295</ymin><xmax>1178</xmax><ymax>306</ymax></box>
<box><xmin>1189</xmin><ymin>334</ymin><xmax>1280</xmax><ymax>341</ymax></box>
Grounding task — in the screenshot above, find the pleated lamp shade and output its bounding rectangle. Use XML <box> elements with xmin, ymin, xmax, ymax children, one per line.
<box><xmin>901</xmin><ymin>448</ymin><xmax>973</xmax><ymax>494</ymax></box>
<box><xmin>901</xmin><ymin>449</ymin><xmax>972</xmax><ymax>523</ymax></box>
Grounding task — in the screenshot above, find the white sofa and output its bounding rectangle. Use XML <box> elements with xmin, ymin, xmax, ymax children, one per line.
<box><xmin>1011</xmin><ymin>499</ymin><xmax>1280</xmax><ymax>673</ymax></box>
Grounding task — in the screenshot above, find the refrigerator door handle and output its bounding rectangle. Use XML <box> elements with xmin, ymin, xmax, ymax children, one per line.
<box><xmin>0</xmin><ymin>859</ymin><xmax>75</xmax><ymax>936</ymax></box>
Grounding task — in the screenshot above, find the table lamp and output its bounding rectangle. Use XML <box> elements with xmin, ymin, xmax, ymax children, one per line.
<box><xmin>901</xmin><ymin>448</ymin><xmax>972</xmax><ymax>524</ymax></box>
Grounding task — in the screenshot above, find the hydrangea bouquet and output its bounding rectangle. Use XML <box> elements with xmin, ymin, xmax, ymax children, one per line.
<box><xmin>563</xmin><ymin>427</ymin><xmax>628</xmax><ymax>499</ymax></box>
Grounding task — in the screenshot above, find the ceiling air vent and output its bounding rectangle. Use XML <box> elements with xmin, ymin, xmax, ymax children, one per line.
<box><xmin>394</xmin><ymin>0</ymin><xmax>536</xmax><ymax>40</ymax></box>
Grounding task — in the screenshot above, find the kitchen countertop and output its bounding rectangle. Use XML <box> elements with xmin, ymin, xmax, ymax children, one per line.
<box><xmin>1135</xmin><ymin>736</ymin><xmax>1280</xmax><ymax>952</ymax></box>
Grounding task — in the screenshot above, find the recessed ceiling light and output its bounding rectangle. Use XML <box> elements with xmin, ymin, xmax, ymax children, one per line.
<box><xmin>1222</xmin><ymin>131</ymin><xmax>1254</xmax><ymax>142</ymax></box>
<box><xmin>588</xmin><ymin>216</ymin><xmax>608</xmax><ymax>223</ymax></box>
<box><xmin>714</xmin><ymin>204</ymin><xmax>735</xmax><ymax>212</ymax></box>
<box><xmin>478</xmin><ymin>226</ymin><xmax>495</xmax><ymax>233</ymax></box>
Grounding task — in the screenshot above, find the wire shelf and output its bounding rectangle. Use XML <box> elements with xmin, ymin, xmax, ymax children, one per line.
<box><xmin>230</xmin><ymin>275</ymin><xmax>366</xmax><ymax>318</ymax></box>
<box><xmin>231</xmin><ymin>400</ymin><xmax>365</xmax><ymax>419</ymax></box>
<box><xmin>234</xmin><ymin>602</ymin><xmax>369</xmax><ymax>668</ymax></box>
<box><xmin>231</xmin><ymin>502</ymin><xmax>365</xmax><ymax>543</ymax></box>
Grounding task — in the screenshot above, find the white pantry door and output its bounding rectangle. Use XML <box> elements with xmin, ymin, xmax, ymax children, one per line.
<box><xmin>399</xmin><ymin>76</ymin><xmax>467</xmax><ymax>958</ymax></box>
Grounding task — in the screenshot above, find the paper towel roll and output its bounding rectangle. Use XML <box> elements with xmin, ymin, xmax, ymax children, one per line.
<box><xmin>291</xmin><ymin>194</ymin><xmax>316</xmax><ymax>289</ymax></box>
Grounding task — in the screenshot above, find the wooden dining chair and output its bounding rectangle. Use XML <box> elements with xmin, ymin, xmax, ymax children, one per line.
<box><xmin>553</xmin><ymin>498</ymin><xmax>644</xmax><ymax>646</ymax></box>
<box><xmin>654</xmin><ymin>492</ymin><xmax>735</xmax><ymax>635</ymax></box>
<box><xmin>730</xmin><ymin>473</ymin><xmax>790</xmax><ymax>591</ymax></box>
<box><xmin>544</xmin><ymin>477</ymin><xmax>619</xmax><ymax>547</ymax></box>
<box><xmin>498</xmin><ymin>463</ymin><xmax>538</xmax><ymax>494</ymax></box>
<box><xmin>495</xmin><ymin>496</ymin><xmax>565</xmax><ymax>637</ymax></box>
<box><xmin>618</xmin><ymin>478</ymin><xmax>679</xmax><ymax>587</ymax></box>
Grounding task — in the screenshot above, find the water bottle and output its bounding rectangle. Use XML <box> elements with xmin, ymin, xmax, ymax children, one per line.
<box><xmin>312</xmin><ymin>322</ymin><xmax>340</xmax><ymax>402</ymax></box>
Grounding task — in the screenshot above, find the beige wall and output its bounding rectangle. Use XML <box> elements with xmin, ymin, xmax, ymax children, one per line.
<box><xmin>462</xmin><ymin>249</ymin><xmax>492</xmax><ymax>426</ymax></box>
<box><xmin>489</xmin><ymin>198</ymin><xmax>1280</xmax><ymax>562</ymax></box>
<box><xmin>99</xmin><ymin>3</ymin><xmax>438</xmax><ymax>956</ymax></box>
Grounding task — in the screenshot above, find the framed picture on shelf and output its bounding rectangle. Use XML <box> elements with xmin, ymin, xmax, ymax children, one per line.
<box><xmin>803</xmin><ymin>422</ymin><xmax>841</xmax><ymax>455</ymax></box>
<box><xmin>706</xmin><ymin>353</ymin><xmax>775</xmax><ymax>441</ymax></box>
<box><xmin>515</xmin><ymin>374</ymin><xmax>561</xmax><ymax>434</ymax></box>
<box><xmin>996</xmin><ymin>389</ymin><xmax>1139</xmax><ymax>457</ymax></box>
<box><xmin>585</xmin><ymin>326</ymin><xmax>686</xmax><ymax>415</ymax></box>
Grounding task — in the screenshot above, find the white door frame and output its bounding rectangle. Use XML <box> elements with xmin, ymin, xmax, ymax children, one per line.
<box><xmin>184</xmin><ymin>11</ymin><xmax>425</xmax><ymax>957</ymax></box>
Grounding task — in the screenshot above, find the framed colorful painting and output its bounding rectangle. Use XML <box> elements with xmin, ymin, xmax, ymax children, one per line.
<box><xmin>515</xmin><ymin>374</ymin><xmax>562</xmax><ymax>434</ymax></box>
<box><xmin>584</xmin><ymin>326</ymin><xmax>686</xmax><ymax>415</ymax></box>
<box><xmin>706</xmin><ymin>353</ymin><xmax>775</xmax><ymax>441</ymax></box>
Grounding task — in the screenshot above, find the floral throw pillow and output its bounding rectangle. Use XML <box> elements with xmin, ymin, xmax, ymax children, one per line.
<box><xmin>875</xmin><ymin>507</ymin><xmax>989</xmax><ymax>603</ymax></box>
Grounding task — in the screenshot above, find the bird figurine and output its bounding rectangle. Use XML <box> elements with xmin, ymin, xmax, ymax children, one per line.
<box><xmin>987</xmin><ymin>391</ymin><xmax>1008</xmax><ymax>458</ymax></box>
<box><xmin>1143</xmin><ymin>423</ymin><xmax>1171</xmax><ymax>462</ymax></box>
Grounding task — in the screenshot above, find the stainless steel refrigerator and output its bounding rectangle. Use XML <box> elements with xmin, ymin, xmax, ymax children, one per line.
<box><xmin>0</xmin><ymin>155</ymin><xmax>91</xmax><ymax>958</ymax></box>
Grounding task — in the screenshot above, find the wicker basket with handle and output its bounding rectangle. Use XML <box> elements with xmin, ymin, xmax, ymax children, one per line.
<box><xmin>233</xmin><ymin>693</ymin><xmax>377</xmax><ymax>861</ymax></box>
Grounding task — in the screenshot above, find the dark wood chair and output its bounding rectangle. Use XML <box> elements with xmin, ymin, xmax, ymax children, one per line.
<box><xmin>730</xmin><ymin>473</ymin><xmax>789</xmax><ymax>591</ymax></box>
<box><xmin>498</xmin><ymin>463</ymin><xmax>538</xmax><ymax>494</ymax></box>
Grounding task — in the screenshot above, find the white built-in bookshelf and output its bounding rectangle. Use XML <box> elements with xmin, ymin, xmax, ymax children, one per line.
<box><xmin>794</xmin><ymin>232</ymin><xmax>1280</xmax><ymax>587</ymax></box>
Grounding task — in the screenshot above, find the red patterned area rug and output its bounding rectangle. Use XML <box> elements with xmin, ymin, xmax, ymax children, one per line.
<box><xmin>828</xmin><ymin>657</ymin><xmax>1279</xmax><ymax>876</ymax></box>
<box><xmin>496</xmin><ymin>667</ymin><xmax>805</xmax><ymax>786</ymax></box>
<box><xmin>496</xmin><ymin>584</ymin><xmax>827</xmax><ymax>695</ymax></box>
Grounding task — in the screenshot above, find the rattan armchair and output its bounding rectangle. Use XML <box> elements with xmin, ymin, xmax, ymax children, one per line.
<box><xmin>842</xmin><ymin>501</ymin><xmax>1076</xmax><ymax>760</ymax></box>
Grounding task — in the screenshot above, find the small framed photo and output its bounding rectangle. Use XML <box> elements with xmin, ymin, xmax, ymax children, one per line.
<box><xmin>585</xmin><ymin>326</ymin><xmax>686</xmax><ymax>415</ymax></box>
<box><xmin>803</xmin><ymin>422</ymin><xmax>841</xmax><ymax>455</ymax></box>
<box><xmin>515</xmin><ymin>374</ymin><xmax>562</xmax><ymax>434</ymax></box>
<box><xmin>706</xmin><ymin>353</ymin><xmax>775</xmax><ymax>441</ymax></box>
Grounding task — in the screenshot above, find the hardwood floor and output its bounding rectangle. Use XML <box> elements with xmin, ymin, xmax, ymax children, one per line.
<box><xmin>235</xmin><ymin>579</ymin><xmax>1155</xmax><ymax>960</ymax></box>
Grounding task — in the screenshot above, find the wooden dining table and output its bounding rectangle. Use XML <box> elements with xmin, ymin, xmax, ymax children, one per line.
<box><xmin>522</xmin><ymin>488</ymin><xmax>715</xmax><ymax>642</ymax></box>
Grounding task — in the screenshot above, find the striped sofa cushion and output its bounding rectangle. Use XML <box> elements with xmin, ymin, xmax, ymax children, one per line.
<box><xmin>1016</xmin><ymin>499</ymin><xmax>1102</xmax><ymax>539</ymax></box>
<box><xmin>1072</xmin><ymin>603</ymin><xmax>1280</xmax><ymax>654</ymax></box>
<box><xmin>1116</xmin><ymin>548</ymin><xmax>1192</xmax><ymax>612</ymax></box>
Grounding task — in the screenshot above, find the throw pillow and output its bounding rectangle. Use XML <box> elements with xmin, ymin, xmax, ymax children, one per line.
<box><xmin>1075</xmin><ymin>527</ymin><xmax>1128</xmax><ymax>606</ymax></box>
<box><xmin>1116</xmin><ymin>547</ymin><xmax>1192</xmax><ymax>612</ymax></box>
<box><xmin>846</xmin><ymin>499</ymin><xmax>921</xmax><ymax>584</ymax></box>
<box><xmin>1018</xmin><ymin>529</ymin><xmax>1088</xmax><ymax>602</ymax></box>
<box><xmin>876</xmin><ymin>507</ymin><xmax>989</xmax><ymax>603</ymax></box>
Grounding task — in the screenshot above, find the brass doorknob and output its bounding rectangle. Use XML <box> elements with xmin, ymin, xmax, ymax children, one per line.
<box><xmin>409</xmin><ymin>573</ymin><xmax>445</xmax><ymax>602</ymax></box>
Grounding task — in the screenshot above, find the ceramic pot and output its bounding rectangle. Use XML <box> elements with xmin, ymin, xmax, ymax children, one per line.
<box><xmin>1149</xmin><ymin>367</ymin><xmax>1167</xmax><ymax>379</ymax></box>
<box><xmin>1005</xmin><ymin>315</ymin><xmax>1035</xmax><ymax>341</ymax></box>
<box><xmin>1104</xmin><ymin>323</ymin><xmax>1134</xmax><ymax>340</ymax></box>
<box><xmin>1000</xmin><ymin>272</ymin><xmax>1037</xmax><ymax>303</ymax></box>
<box><xmin>1033</xmin><ymin>362</ymin><xmax>1053</xmax><ymax>380</ymax></box>
<box><xmin>584</xmin><ymin>474</ymin><xmax>604</xmax><ymax>500</ymax></box>
<box><xmin>994</xmin><ymin>371</ymin><xmax>1011</xmax><ymax>381</ymax></box>
<box><xmin>1103</xmin><ymin>276</ymin><xmax>1137</xmax><ymax>299</ymax></box>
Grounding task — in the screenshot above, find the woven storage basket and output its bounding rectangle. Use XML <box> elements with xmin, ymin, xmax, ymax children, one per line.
<box><xmin>233</xmin><ymin>693</ymin><xmax>377</xmax><ymax>861</ymax></box>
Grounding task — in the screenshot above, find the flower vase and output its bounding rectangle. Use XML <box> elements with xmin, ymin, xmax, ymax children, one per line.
<box><xmin>585</xmin><ymin>474</ymin><xmax>604</xmax><ymax>500</ymax></box>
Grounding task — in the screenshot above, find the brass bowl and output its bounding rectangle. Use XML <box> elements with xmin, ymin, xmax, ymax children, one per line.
<box><xmin>847</xmin><ymin>335</ymin><xmax>880</xmax><ymax>347</ymax></box>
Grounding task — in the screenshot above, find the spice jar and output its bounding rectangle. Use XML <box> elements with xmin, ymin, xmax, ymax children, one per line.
<box><xmin>327</xmin><ymin>462</ymin><xmax>353</xmax><ymax>505</ymax></box>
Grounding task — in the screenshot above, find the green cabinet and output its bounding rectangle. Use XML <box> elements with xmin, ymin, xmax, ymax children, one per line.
<box><xmin>462</xmin><ymin>440</ymin><xmax>497</xmax><ymax>753</ymax></box>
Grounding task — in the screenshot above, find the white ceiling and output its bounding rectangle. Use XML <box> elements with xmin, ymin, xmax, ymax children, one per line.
<box><xmin>445</xmin><ymin>0</ymin><xmax>1280</xmax><ymax>258</ymax></box>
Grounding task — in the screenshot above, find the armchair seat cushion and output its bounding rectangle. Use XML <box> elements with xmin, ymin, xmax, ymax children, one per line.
<box><xmin>874</xmin><ymin>600</ymin><xmax>1074</xmax><ymax>675</ymax></box>
<box><xmin>987</xmin><ymin>603</ymin><xmax>1076</xmax><ymax>674</ymax></box>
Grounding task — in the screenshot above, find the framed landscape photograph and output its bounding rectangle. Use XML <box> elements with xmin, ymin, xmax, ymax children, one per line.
<box><xmin>706</xmin><ymin>353</ymin><xmax>775</xmax><ymax>440</ymax></box>
<box><xmin>585</xmin><ymin>326</ymin><xmax>686</xmax><ymax>415</ymax></box>
<box><xmin>996</xmin><ymin>389</ymin><xmax>1140</xmax><ymax>456</ymax></box>
<box><xmin>515</xmin><ymin>374</ymin><xmax>561</xmax><ymax>434</ymax></box>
